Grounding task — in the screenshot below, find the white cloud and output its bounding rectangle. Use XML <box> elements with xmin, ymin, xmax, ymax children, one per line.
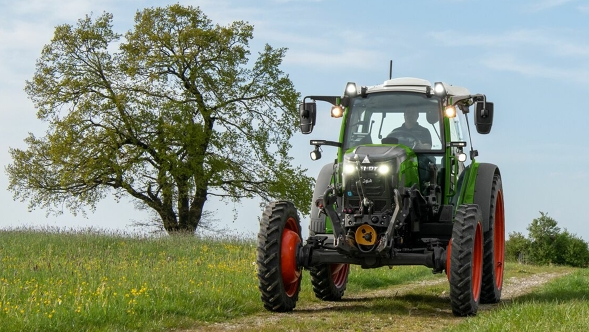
<box><xmin>5</xmin><ymin>0</ymin><xmax>112</xmax><ymax>22</ymax></box>
<box><xmin>431</xmin><ymin>29</ymin><xmax>589</xmax><ymax>58</ymax></box>
<box><xmin>430</xmin><ymin>28</ymin><xmax>589</xmax><ymax>83</ymax></box>
<box><xmin>526</xmin><ymin>0</ymin><xmax>577</xmax><ymax>12</ymax></box>
<box><xmin>285</xmin><ymin>48</ymin><xmax>382</xmax><ymax>69</ymax></box>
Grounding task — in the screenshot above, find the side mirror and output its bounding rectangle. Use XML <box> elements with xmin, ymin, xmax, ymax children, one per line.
<box><xmin>426</xmin><ymin>109</ymin><xmax>439</xmax><ymax>124</ymax></box>
<box><xmin>299</xmin><ymin>102</ymin><xmax>316</xmax><ymax>134</ymax></box>
<box><xmin>474</xmin><ymin>101</ymin><xmax>494</xmax><ymax>134</ymax></box>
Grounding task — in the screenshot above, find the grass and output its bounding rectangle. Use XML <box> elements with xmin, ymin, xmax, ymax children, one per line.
<box><xmin>1</xmin><ymin>227</ymin><xmax>586</xmax><ymax>332</ymax></box>
<box><xmin>0</xmin><ymin>228</ymin><xmax>261</xmax><ymax>331</ymax></box>
<box><xmin>0</xmin><ymin>228</ymin><xmax>443</xmax><ymax>331</ymax></box>
<box><xmin>449</xmin><ymin>268</ymin><xmax>589</xmax><ymax>332</ymax></box>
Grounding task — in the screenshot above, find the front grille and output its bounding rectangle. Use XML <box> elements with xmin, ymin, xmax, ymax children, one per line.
<box><xmin>346</xmin><ymin>199</ymin><xmax>388</xmax><ymax>213</ymax></box>
<box><xmin>345</xmin><ymin>171</ymin><xmax>392</xmax><ymax>213</ymax></box>
<box><xmin>349</xmin><ymin>174</ymin><xmax>385</xmax><ymax>196</ymax></box>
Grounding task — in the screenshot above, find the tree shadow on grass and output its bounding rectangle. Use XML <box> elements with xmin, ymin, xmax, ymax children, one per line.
<box><xmin>511</xmin><ymin>287</ymin><xmax>589</xmax><ymax>304</ymax></box>
<box><xmin>296</xmin><ymin>293</ymin><xmax>453</xmax><ymax>318</ymax></box>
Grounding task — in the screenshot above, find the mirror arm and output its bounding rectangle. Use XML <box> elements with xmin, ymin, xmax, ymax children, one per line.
<box><xmin>310</xmin><ymin>140</ymin><xmax>342</xmax><ymax>148</ymax></box>
<box><xmin>305</xmin><ymin>95</ymin><xmax>339</xmax><ymax>106</ymax></box>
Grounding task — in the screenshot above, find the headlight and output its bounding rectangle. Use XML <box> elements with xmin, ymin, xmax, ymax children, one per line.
<box><xmin>343</xmin><ymin>163</ymin><xmax>356</xmax><ymax>175</ymax></box>
<box><xmin>444</xmin><ymin>106</ymin><xmax>457</xmax><ymax>118</ymax></box>
<box><xmin>330</xmin><ymin>105</ymin><xmax>344</xmax><ymax>118</ymax></box>
<box><xmin>377</xmin><ymin>164</ymin><xmax>391</xmax><ymax>175</ymax></box>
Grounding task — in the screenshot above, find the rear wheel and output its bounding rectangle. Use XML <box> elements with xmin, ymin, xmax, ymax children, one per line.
<box><xmin>480</xmin><ymin>175</ymin><xmax>505</xmax><ymax>304</ymax></box>
<box><xmin>310</xmin><ymin>263</ymin><xmax>350</xmax><ymax>300</ymax></box>
<box><xmin>257</xmin><ymin>201</ymin><xmax>302</xmax><ymax>312</ymax></box>
<box><xmin>448</xmin><ymin>204</ymin><xmax>483</xmax><ymax>316</ymax></box>
<box><xmin>308</xmin><ymin>232</ymin><xmax>350</xmax><ymax>300</ymax></box>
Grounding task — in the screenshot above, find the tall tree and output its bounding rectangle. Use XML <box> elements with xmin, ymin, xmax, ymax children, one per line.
<box><xmin>7</xmin><ymin>5</ymin><xmax>313</xmax><ymax>233</ymax></box>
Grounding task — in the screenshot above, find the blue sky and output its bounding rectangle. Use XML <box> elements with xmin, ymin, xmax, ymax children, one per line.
<box><xmin>2</xmin><ymin>0</ymin><xmax>589</xmax><ymax>240</ymax></box>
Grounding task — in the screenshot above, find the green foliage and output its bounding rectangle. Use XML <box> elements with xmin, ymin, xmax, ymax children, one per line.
<box><xmin>505</xmin><ymin>231</ymin><xmax>530</xmax><ymax>263</ymax></box>
<box><xmin>6</xmin><ymin>5</ymin><xmax>313</xmax><ymax>233</ymax></box>
<box><xmin>505</xmin><ymin>212</ymin><xmax>589</xmax><ymax>267</ymax></box>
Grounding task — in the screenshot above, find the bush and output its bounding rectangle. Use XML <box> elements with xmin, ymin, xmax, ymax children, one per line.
<box><xmin>505</xmin><ymin>212</ymin><xmax>589</xmax><ymax>267</ymax></box>
<box><xmin>505</xmin><ymin>231</ymin><xmax>531</xmax><ymax>263</ymax></box>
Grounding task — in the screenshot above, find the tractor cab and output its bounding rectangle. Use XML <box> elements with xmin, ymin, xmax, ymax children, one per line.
<box><xmin>303</xmin><ymin>78</ymin><xmax>489</xmax><ymax>201</ymax></box>
<box><xmin>342</xmin><ymin>90</ymin><xmax>444</xmax><ymax>193</ymax></box>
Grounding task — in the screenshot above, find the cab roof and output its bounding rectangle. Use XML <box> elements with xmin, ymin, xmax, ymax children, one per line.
<box><xmin>366</xmin><ymin>77</ymin><xmax>471</xmax><ymax>96</ymax></box>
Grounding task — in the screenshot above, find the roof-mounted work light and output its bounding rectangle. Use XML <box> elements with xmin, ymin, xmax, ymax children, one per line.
<box><xmin>433</xmin><ymin>82</ymin><xmax>447</xmax><ymax>96</ymax></box>
<box><xmin>345</xmin><ymin>82</ymin><xmax>359</xmax><ymax>97</ymax></box>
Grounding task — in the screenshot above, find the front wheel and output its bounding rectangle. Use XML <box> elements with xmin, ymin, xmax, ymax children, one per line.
<box><xmin>257</xmin><ymin>201</ymin><xmax>302</xmax><ymax>312</ymax></box>
<box><xmin>448</xmin><ymin>204</ymin><xmax>484</xmax><ymax>316</ymax></box>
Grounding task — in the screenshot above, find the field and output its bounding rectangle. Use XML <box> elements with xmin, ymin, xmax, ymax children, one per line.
<box><xmin>0</xmin><ymin>228</ymin><xmax>586</xmax><ymax>331</ymax></box>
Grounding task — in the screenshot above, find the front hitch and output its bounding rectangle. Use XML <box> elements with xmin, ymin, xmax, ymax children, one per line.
<box><xmin>315</xmin><ymin>187</ymin><xmax>356</xmax><ymax>254</ymax></box>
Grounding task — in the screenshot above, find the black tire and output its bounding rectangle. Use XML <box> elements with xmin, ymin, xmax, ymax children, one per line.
<box><xmin>308</xmin><ymin>163</ymin><xmax>350</xmax><ymax>300</ymax></box>
<box><xmin>309</xmin><ymin>222</ymin><xmax>350</xmax><ymax>300</ymax></box>
<box><xmin>474</xmin><ymin>165</ymin><xmax>506</xmax><ymax>304</ymax></box>
<box><xmin>448</xmin><ymin>204</ymin><xmax>484</xmax><ymax>317</ymax></box>
<box><xmin>480</xmin><ymin>174</ymin><xmax>505</xmax><ymax>304</ymax></box>
<box><xmin>257</xmin><ymin>201</ymin><xmax>302</xmax><ymax>312</ymax></box>
<box><xmin>309</xmin><ymin>263</ymin><xmax>350</xmax><ymax>301</ymax></box>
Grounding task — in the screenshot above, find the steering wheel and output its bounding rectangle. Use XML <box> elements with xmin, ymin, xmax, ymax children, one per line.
<box><xmin>384</xmin><ymin>131</ymin><xmax>420</xmax><ymax>149</ymax></box>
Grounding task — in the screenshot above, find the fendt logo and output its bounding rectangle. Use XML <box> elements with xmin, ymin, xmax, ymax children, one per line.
<box><xmin>360</xmin><ymin>166</ymin><xmax>378</xmax><ymax>171</ymax></box>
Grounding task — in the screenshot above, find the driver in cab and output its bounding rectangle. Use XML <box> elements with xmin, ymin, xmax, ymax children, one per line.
<box><xmin>384</xmin><ymin>110</ymin><xmax>432</xmax><ymax>149</ymax></box>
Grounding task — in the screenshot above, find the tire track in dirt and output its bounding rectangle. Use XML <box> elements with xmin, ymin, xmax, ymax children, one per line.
<box><xmin>188</xmin><ymin>271</ymin><xmax>571</xmax><ymax>332</ymax></box>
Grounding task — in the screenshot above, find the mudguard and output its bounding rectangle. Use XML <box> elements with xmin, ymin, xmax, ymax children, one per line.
<box><xmin>309</xmin><ymin>162</ymin><xmax>334</xmax><ymax>234</ymax></box>
<box><xmin>472</xmin><ymin>163</ymin><xmax>501</xmax><ymax>232</ymax></box>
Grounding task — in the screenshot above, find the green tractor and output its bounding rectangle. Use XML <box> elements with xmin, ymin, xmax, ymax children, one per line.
<box><xmin>256</xmin><ymin>77</ymin><xmax>505</xmax><ymax>316</ymax></box>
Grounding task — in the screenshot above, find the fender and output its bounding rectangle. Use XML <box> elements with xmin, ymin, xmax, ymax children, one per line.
<box><xmin>459</xmin><ymin>162</ymin><xmax>500</xmax><ymax>232</ymax></box>
<box><xmin>309</xmin><ymin>162</ymin><xmax>335</xmax><ymax>234</ymax></box>
<box><xmin>472</xmin><ymin>163</ymin><xmax>501</xmax><ymax>233</ymax></box>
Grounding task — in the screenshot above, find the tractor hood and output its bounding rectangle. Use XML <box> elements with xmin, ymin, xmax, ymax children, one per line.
<box><xmin>344</xmin><ymin>145</ymin><xmax>415</xmax><ymax>165</ymax></box>
<box><xmin>343</xmin><ymin>144</ymin><xmax>420</xmax><ymax>189</ymax></box>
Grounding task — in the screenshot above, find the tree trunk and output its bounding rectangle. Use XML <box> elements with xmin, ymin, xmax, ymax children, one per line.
<box><xmin>158</xmin><ymin>206</ymin><xmax>180</xmax><ymax>233</ymax></box>
<box><xmin>189</xmin><ymin>188</ymin><xmax>208</xmax><ymax>231</ymax></box>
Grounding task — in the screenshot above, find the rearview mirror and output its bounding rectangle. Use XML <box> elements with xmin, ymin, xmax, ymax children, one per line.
<box><xmin>474</xmin><ymin>101</ymin><xmax>494</xmax><ymax>134</ymax></box>
<box><xmin>299</xmin><ymin>102</ymin><xmax>316</xmax><ymax>134</ymax></box>
<box><xmin>426</xmin><ymin>109</ymin><xmax>439</xmax><ymax>124</ymax></box>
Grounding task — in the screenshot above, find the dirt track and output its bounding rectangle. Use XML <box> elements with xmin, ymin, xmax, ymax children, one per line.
<box><xmin>188</xmin><ymin>271</ymin><xmax>571</xmax><ymax>332</ymax></box>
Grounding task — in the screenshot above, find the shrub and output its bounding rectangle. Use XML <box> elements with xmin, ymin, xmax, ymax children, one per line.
<box><xmin>505</xmin><ymin>212</ymin><xmax>589</xmax><ymax>267</ymax></box>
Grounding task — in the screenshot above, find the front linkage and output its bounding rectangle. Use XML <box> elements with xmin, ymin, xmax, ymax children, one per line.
<box><xmin>298</xmin><ymin>183</ymin><xmax>448</xmax><ymax>272</ymax></box>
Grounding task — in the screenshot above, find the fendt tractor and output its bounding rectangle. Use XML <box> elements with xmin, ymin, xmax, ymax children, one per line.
<box><xmin>256</xmin><ymin>75</ymin><xmax>505</xmax><ymax>316</ymax></box>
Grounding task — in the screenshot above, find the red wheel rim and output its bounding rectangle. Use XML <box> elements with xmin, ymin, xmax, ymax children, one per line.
<box><xmin>472</xmin><ymin>222</ymin><xmax>483</xmax><ymax>301</ymax></box>
<box><xmin>281</xmin><ymin>217</ymin><xmax>301</xmax><ymax>297</ymax></box>
<box><xmin>494</xmin><ymin>191</ymin><xmax>505</xmax><ymax>289</ymax></box>
<box><xmin>330</xmin><ymin>264</ymin><xmax>349</xmax><ymax>287</ymax></box>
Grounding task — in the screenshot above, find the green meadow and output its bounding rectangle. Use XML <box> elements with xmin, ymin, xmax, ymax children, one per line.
<box><xmin>0</xmin><ymin>228</ymin><xmax>585</xmax><ymax>332</ymax></box>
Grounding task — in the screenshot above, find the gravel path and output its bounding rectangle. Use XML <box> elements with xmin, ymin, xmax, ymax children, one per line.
<box><xmin>187</xmin><ymin>270</ymin><xmax>571</xmax><ymax>331</ymax></box>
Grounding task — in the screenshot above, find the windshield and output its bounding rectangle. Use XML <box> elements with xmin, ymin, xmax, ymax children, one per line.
<box><xmin>343</xmin><ymin>92</ymin><xmax>443</xmax><ymax>152</ymax></box>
